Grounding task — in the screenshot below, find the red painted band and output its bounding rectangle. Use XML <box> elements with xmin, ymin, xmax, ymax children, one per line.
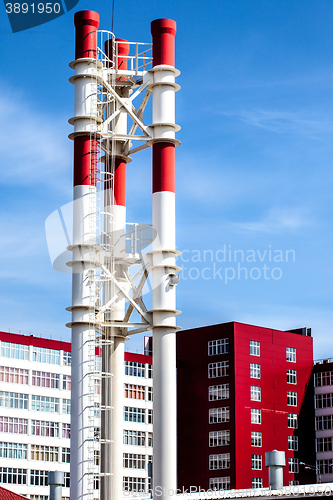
<box><xmin>151</xmin><ymin>18</ymin><xmax>176</xmax><ymax>67</ymax></box>
<box><xmin>114</xmin><ymin>160</ymin><xmax>126</xmax><ymax>206</ymax></box>
<box><xmin>74</xmin><ymin>10</ymin><xmax>99</xmax><ymax>60</ymax></box>
<box><xmin>103</xmin><ymin>39</ymin><xmax>128</xmax><ymax>203</ymax></box>
<box><xmin>74</xmin><ymin>136</ymin><xmax>97</xmax><ymax>186</ymax></box>
<box><xmin>153</xmin><ymin>143</ymin><xmax>175</xmax><ymax>193</ymax></box>
<box><xmin>115</xmin><ymin>38</ymin><xmax>130</xmax><ymax>70</ymax></box>
<box><xmin>125</xmin><ymin>352</ymin><xmax>152</xmax><ymax>365</ymax></box>
<box><xmin>0</xmin><ymin>331</ymin><xmax>71</xmax><ymax>352</ymax></box>
<box><xmin>105</xmin><ymin>158</ymin><xmax>126</xmax><ymax>206</ymax></box>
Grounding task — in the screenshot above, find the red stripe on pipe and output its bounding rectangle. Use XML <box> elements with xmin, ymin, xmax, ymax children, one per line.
<box><xmin>153</xmin><ymin>143</ymin><xmax>175</xmax><ymax>193</ymax></box>
<box><xmin>115</xmin><ymin>38</ymin><xmax>130</xmax><ymax>71</ymax></box>
<box><xmin>74</xmin><ymin>10</ymin><xmax>99</xmax><ymax>60</ymax></box>
<box><xmin>105</xmin><ymin>159</ymin><xmax>126</xmax><ymax>206</ymax></box>
<box><xmin>114</xmin><ymin>160</ymin><xmax>126</xmax><ymax>206</ymax></box>
<box><xmin>103</xmin><ymin>37</ymin><xmax>129</xmax><ymax>205</ymax></box>
<box><xmin>151</xmin><ymin>18</ymin><xmax>176</xmax><ymax>67</ymax></box>
<box><xmin>74</xmin><ymin>136</ymin><xmax>97</xmax><ymax>186</ymax></box>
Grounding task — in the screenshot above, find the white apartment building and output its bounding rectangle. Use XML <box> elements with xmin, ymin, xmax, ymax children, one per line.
<box><xmin>0</xmin><ymin>331</ymin><xmax>153</xmax><ymax>499</ymax></box>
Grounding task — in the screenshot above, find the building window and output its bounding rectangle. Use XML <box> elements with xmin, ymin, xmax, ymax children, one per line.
<box><xmin>0</xmin><ymin>391</ymin><xmax>28</xmax><ymax>410</ymax></box>
<box><xmin>62</xmin><ymin>423</ymin><xmax>70</xmax><ymax>439</ymax></box>
<box><xmin>287</xmin><ymin>369</ymin><xmax>297</xmax><ymax>385</ymax></box>
<box><xmin>317</xmin><ymin>459</ymin><xmax>333</xmax><ymax>474</ymax></box>
<box><xmin>124</xmin><ymin>361</ymin><xmax>145</xmax><ymax>377</ymax></box>
<box><xmin>0</xmin><ymin>468</ymin><xmax>27</xmax><ymax>485</ymax></box>
<box><xmin>63</xmin><ymin>351</ymin><xmax>71</xmax><ymax>366</ymax></box>
<box><xmin>209</xmin><ymin>430</ymin><xmax>230</xmax><ymax>447</ymax></box>
<box><xmin>31</xmin><ymin>420</ymin><xmax>59</xmax><ymax>437</ymax></box>
<box><xmin>316</xmin><ymin>437</ymin><xmax>333</xmax><ymax>452</ymax></box>
<box><xmin>94</xmin><ymin>378</ymin><xmax>101</xmax><ymax>395</ymax></box>
<box><xmin>289</xmin><ymin>480</ymin><xmax>300</xmax><ymax>486</ymax></box>
<box><xmin>124</xmin><ymin>384</ymin><xmax>145</xmax><ymax>400</ymax></box>
<box><xmin>250</xmin><ymin>341</ymin><xmax>260</xmax><ymax>357</ymax></box>
<box><xmin>148</xmin><ymin>432</ymin><xmax>153</xmax><ymax>447</ymax></box>
<box><xmin>123</xmin><ymin>430</ymin><xmax>146</xmax><ymax>446</ymax></box>
<box><xmin>315</xmin><ymin>371</ymin><xmax>333</xmax><ymax>387</ymax></box>
<box><xmin>316</xmin><ymin>415</ymin><xmax>333</xmax><ymax>431</ymax></box>
<box><xmin>208</xmin><ymin>384</ymin><xmax>229</xmax><ymax>401</ymax></box>
<box><xmin>250</xmin><ymin>363</ymin><xmax>261</xmax><ymax>379</ymax></box>
<box><xmin>286</xmin><ymin>347</ymin><xmax>296</xmax><ymax>363</ymax></box>
<box><xmin>147</xmin><ymin>386</ymin><xmax>153</xmax><ymax>401</ymax></box>
<box><xmin>62</xmin><ymin>447</ymin><xmax>70</xmax><ymax>463</ymax></box>
<box><xmin>148</xmin><ymin>409</ymin><xmax>153</xmax><ymax>424</ymax></box>
<box><xmin>0</xmin><ymin>442</ymin><xmax>27</xmax><ymax>459</ymax></box>
<box><xmin>252</xmin><ymin>478</ymin><xmax>263</xmax><ymax>488</ymax></box>
<box><xmin>32</xmin><ymin>371</ymin><xmax>60</xmax><ymax>389</ymax></box>
<box><xmin>251</xmin><ymin>408</ymin><xmax>261</xmax><ymax>424</ymax></box>
<box><xmin>123</xmin><ymin>453</ymin><xmax>146</xmax><ymax>469</ymax></box>
<box><xmin>287</xmin><ymin>391</ymin><xmax>297</xmax><ymax>407</ymax></box>
<box><xmin>288</xmin><ymin>435</ymin><xmax>298</xmax><ymax>451</ymax></box>
<box><xmin>251</xmin><ymin>431</ymin><xmax>262</xmax><ymax>447</ymax></box>
<box><xmin>208</xmin><ymin>361</ymin><xmax>229</xmax><ymax>379</ymax></box>
<box><xmin>315</xmin><ymin>393</ymin><xmax>333</xmax><ymax>409</ymax></box>
<box><xmin>0</xmin><ymin>366</ymin><xmax>28</xmax><ymax>385</ymax></box>
<box><xmin>62</xmin><ymin>399</ymin><xmax>71</xmax><ymax>414</ymax></box>
<box><xmin>123</xmin><ymin>477</ymin><xmax>146</xmax><ymax>493</ymax></box>
<box><xmin>209</xmin><ymin>453</ymin><xmax>230</xmax><ymax>470</ymax></box>
<box><xmin>62</xmin><ymin>375</ymin><xmax>71</xmax><ymax>391</ymax></box>
<box><xmin>0</xmin><ymin>417</ymin><xmax>28</xmax><ymax>434</ymax></box>
<box><xmin>209</xmin><ymin>407</ymin><xmax>229</xmax><ymax>424</ymax></box>
<box><xmin>64</xmin><ymin>472</ymin><xmax>70</xmax><ymax>488</ymax></box>
<box><xmin>0</xmin><ymin>342</ymin><xmax>29</xmax><ymax>360</ymax></box>
<box><xmin>208</xmin><ymin>339</ymin><xmax>229</xmax><ymax>356</ymax></box>
<box><xmin>251</xmin><ymin>454</ymin><xmax>262</xmax><ymax>470</ymax></box>
<box><xmin>94</xmin><ymin>450</ymin><xmax>99</xmax><ymax>466</ymax></box>
<box><xmin>250</xmin><ymin>386</ymin><xmax>261</xmax><ymax>401</ymax></box>
<box><xmin>31</xmin><ymin>445</ymin><xmax>58</xmax><ymax>462</ymax></box>
<box><xmin>288</xmin><ymin>413</ymin><xmax>298</xmax><ymax>429</ymax></box>
<box><xmin>31</xmin><ymin>395</ymin><xmax>59</xmax><ymax>413</ymax></box>
<box><xmin>209</xmin><ymin>477</ymin><xmax>230</xmax><ymax>490</ymax></box>
<box><xmin>32</xmin><ymin>347</ymin><xmax>60</xmax><ymax>365</ymax></box>
<box><xmin>288</xmin><ymin>458</ymin><xmax>299</xmax><ymax>474</ymax></box>
<box><xmin>30</xmin><ymin>470</ymin><xmax>49</xmax><ymax>486</ymax></box>
<box><xmin>147</xmin><ymin>364</ymin><xmax>152</xmax><ymax>378</ymax></box>
<box><xmin>124</xmin><ymin>407</ymin><xmax>145</xmax><ymax>423</ymax></box>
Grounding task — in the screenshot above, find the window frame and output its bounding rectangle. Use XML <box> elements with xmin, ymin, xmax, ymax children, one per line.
<box><xmin>250</xmin><ymin>341</ymin><xmax>260</xmax><ymax>357</ymax></box>
<box><xmin>250</xmin><ymin>363</ymin><xmax>261</xmax><ymax>379</ymax></box>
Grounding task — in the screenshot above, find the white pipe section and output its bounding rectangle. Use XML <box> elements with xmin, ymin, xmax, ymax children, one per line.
<box><xmin>70</xmin><ymin>185</ymin><xmax>97</xmax><ymax>500</ymax></box>
<box><xmin>148</xmin><ymin>66</ymin><xmax>180</xmax><ymax>142</ymax></box>
<box><xmin>152</xmin><ymin>192</ymin><xmax>177</xmax><ymax>500</ymax></box>
<box><xmin>70</xmin><ymin>60</ymin><xmax>99</xmax><ymax>135</ymax></box>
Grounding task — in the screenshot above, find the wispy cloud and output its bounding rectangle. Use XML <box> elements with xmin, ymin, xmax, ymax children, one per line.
<box><xmin>219</xmin><ymin>107</ymin><xmax>333</xmax><ymax>139</ymax></box>
<box><xmin>0</xmin><ymin>82</ymin><xmax>72</xmax><ymax>193</ymax></box>
<box><xmin>227</xmin><ymin>207</ymin><xmax>312</xmax><ymax>233</ymax></box>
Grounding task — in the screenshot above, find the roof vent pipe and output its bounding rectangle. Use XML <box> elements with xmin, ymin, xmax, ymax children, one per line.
<box><xmin>48</xmin><ymin>471</ymin><xmax>64</xmax><ymax>500</ymax></box>
<box><xmin>265</xmin><ymin>450</ymin><xmax>286</xmax><ymax>490</ymax></box>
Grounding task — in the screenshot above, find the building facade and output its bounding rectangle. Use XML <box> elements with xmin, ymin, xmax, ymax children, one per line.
<box><xmin>314</xmin><ymin>359</ymin><xmax>333</xmax><ymax>483</ymax></box>
<box><xmin>0</xmin><ymin>331</ymin><xmax>153</xmax><ymax>499</ymax></box>
<box><xmin>177</xmin><ymin>322</ymin><xmax>315</xmax><ymax>490</ymax></box>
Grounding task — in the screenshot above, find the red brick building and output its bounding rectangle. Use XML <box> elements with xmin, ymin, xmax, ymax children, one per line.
<box><xmin>177</xmin><ymin>322</ymin><xmax>315</xmax><ymax>490</ymax></box>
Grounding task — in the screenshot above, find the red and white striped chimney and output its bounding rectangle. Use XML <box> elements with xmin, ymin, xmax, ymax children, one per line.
<box><xmin>69</xmin><ymin>10</ymin><xmax>99</xmax><ymax>500</ymax></box>
<box><xmin>151</xmin><ymin>18</ymin><xmax>180</xmax><ymax>500</ymax></box>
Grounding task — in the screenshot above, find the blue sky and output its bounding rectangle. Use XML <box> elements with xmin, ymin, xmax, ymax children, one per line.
<box><xmin>1</xmin><ymin>0</ymin><xmax>333</xmax><ymax>359</ymax></box>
